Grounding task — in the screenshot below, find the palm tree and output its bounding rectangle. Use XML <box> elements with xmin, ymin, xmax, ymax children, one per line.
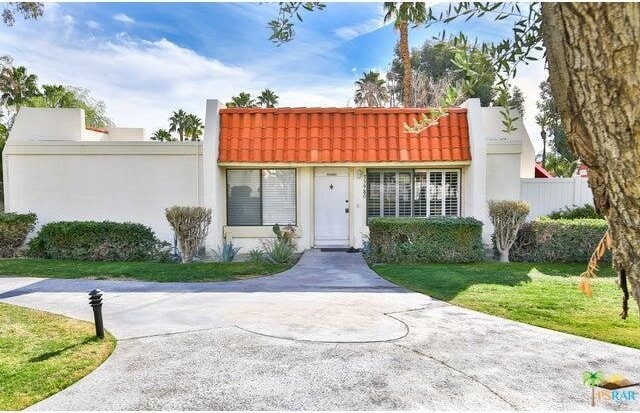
<box><xmin>535</xmin><ymin>112</ymin><xmax>550</xmax><ymax>166</ymax></box>
<box><xmin>151</xmin><ymin>129</ymin><xmax>174</xmax><ymax>142</ymax></box>
<box><xmin>383</xmin><ymin>2</ymin><xmax>427</xmax><ymax>107</ymax></box>
<box><xmin>226</xmin><ymin>92</ymin><xmax>256</xmax><ymax>108</ymax></box>
<box><xmin>185</xmin><ymin>114</ymin><xmax>204</xmax><ymax>141</ymax></box>
<box><xmin>582</xmin><ymin>371</ymin><xmax>604</xmax><ymax>406</ymax></box>
<box><xmin>0</xmin><ymin>66</ymin><xmax>39</xmax><ymax>107</ymax></box>
<box><xmin>169</xmin><ymin>109</ymin><xmax>188</xmax><ymax>141</ymax></box>
<box><xmin>354</xmin><ymin>71</ymin><xmax>389</xmax><ymax>107</ymax></box>
<box><xmin>257</xmin><ymin>89</ymin><xmax>279</xmax><ymax>108</ymax></box>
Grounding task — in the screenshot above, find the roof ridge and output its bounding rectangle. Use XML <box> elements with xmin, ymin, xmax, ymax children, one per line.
<box><xmin>220</xmin><ymin>107</ymin><xmax>467</xmax><ymax>114</ymax></box>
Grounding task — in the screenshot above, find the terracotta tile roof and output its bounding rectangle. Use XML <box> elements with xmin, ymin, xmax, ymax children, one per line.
<box><xmin>218</xmin><ymin>107</ymin><xmax>471</xmax><ymax>163</ymax></box>
<box><xmin>535</xmin><ymin>163</ymin><xmax>553</xmax><ymax>178</ymax></box>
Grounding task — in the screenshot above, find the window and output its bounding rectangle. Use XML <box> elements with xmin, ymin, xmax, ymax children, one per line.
<box><xmin>227</xmin><ymin>169</ymin><xmax>296</xmax><ymax>226</ymax></box>
<box><xmin>367</xmin><ymin>170</ymin><xmax>460</xmax><ymax>218</ymax></box>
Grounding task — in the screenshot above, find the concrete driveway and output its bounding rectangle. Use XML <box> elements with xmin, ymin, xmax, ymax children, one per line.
<box><xmin>1</xmin><ymin>250</ymin><xmax>639</xmax><ymax>410</ymax></box>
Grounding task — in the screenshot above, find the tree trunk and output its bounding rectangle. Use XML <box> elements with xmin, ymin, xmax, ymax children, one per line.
<box><xmin>399</xmin><ymin>21</ymin><xmax>412</xmax><ymax>107</ymax></box>
<box><xmin>542</xmin><ymin>3</ymin><xmax>640</xmax><ymax>316</ymax></box>
<box><xmin>500</xmin><ymin>250</ymin><xmax>509</xmax><ymax>263</ymax></box>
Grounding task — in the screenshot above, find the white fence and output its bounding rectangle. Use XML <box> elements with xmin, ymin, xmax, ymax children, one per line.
<box><xmin>521</xmin><ymin>177</ymin><xmax>594</xmax><ymax>218</ymax></box>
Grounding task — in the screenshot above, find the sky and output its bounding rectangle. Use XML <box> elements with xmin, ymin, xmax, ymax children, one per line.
<box><xmin>0</xmin><ymin>2</ymin><xmax>546</xmax><ymax>150</ymax></box>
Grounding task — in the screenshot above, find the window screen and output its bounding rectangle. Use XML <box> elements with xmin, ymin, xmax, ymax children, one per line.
<box><xmin>262</xmin><ymin>169</ymin><xmax>296</xmax><ymax>225</ymax></box>
<box><xmin>227</xmin><ymin>170</ymin><xmax>261</xmax><ymax>225</ymax></box>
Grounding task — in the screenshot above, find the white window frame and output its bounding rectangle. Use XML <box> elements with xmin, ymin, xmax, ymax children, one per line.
<box><xmin>226</xmin><ymin>168</ymin><xmax>297</xmax><ymax>226</ymax></box>
<box><xmin>367</xmin><ymin>169</ymin><xmax>461</xmax><ymax>218</ymax></box>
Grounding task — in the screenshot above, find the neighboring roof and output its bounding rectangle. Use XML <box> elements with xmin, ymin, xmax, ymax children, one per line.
<box><xmin>535</xmin><ymin>163</ymin><xmax>553</xmax><ymax>178</ymax></box>
<box><xmin>577</xmin><ymin>163</ymin><xmax>588</xmax><ymax>177</ymax></box>
<box><xmin>218</xmin><ymin>107</ymin><xmax>471</xmax><ymax>163</ymax></box>
<box><xmin>86</xmin><ymin>126</ymin><xmax>109</xmax><ymax>134</ymax></box>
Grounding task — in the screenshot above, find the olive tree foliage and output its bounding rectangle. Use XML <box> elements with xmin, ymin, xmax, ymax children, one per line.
<box><xmin>488</xmin><ymin>200</ymin><xmax>530</xmax><ymax>263</ymax></box>
<box><xmin>2</xmin><ymin>2</ymin><xmax>43</xmax><ymax>26</ymax></box>
<box><xmin>165</xmin><ymin>206</ymin><xmax>212</xmax><ymax>263</ymax></box>
<box><xmin>268</xmin><ymin>2</ymin><xmax>326</xmax><ymax>45</ymax></box>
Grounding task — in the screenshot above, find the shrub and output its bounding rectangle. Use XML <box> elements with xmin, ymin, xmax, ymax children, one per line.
<box><xmin>27</xmin><ymin>221</ymin><xmax>167</xmax><ymax>261</ymax></box>
<box><xmin>0</xmin><ymin>212</ymin><xmax>37</xmax><ymax>258</ymax></box>
<box><xmin>488</xmin><ymin>200</ymin><xmax>530</xmax><ymax>262</ymax></box>
<box><xmin>510</xmin><ymin>218</ymin><xmax>609</xmax><ymax>262</ymax></box>
<box><xmin>547</xmin><ymin>204</ymin><xmax>601</xmax><ymax>220</ymax></box>
<box><xmin>165</xmin><ymin>206</ymin><xmax>212</xmax><ymax>263</ymax></box>
<box><xmin>368</xmin><ymin>217</ymin><xmax>484</xmax><ymax>263</ymax></box>
<box><xmin>213</xmin><ymin>239</ymin><xmax>240</xmax><ymax>263</ymax></box>
<box><xmin>262</xmin><ymin>238</ymin><xmax>296</xmax><ymax>264</ymax></box>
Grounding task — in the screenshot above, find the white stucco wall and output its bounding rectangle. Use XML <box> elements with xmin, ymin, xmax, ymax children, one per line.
<box><xmin>480</xmin><ymin>106</ymin><xmax>536</xmax><ymax>241</ymax></box>
<box><xmin>3</xmin><ymin>143</ymin><xmax>203</xmax><ymax>243</ymax></box>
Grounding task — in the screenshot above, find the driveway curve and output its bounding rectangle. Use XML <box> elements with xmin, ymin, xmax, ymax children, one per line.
<box><xmin>1</xmin><ymin>250</ymin><xmax>639</xmax><ymax>410</ymax></box>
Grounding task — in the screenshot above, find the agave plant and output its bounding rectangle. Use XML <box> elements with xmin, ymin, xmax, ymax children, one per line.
<box><xmin>247</xmin><ymin>248</ymin><xmax>265</xmax><ymax>263</ymax></box>
<box><xmin>261</xmin><ymin>238</ymin><xmax>295</xmax><ymax>264</ymax></box>
<box><xmin>213</xmin><ymin>240</ymin><xmax>241</xmax><ymax>263</ymax></box>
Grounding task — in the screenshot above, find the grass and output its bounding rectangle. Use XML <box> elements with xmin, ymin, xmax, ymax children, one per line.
<box><xmin>0</xmin><ymin>258</ymin><xmax>292</xmax><ymax>282</ymax></box>
<box><xmin>373</xmin><ymin>262</ymin><xmax>640</xmax><ymax>349</ymax></box>
<box><xmin>0</xmin><ymin>303</ymin><xmax>116</xmax><ymax>410</ymax></box>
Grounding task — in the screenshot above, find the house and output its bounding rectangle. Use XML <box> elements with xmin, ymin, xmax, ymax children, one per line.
<box><xmin>3</xmin><ymin>98</ymin><xmax>536</xmax><ymax>251</ymax></box>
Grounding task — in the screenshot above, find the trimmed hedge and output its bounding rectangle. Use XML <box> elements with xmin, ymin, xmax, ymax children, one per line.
<box><xmin>547</xmin><ymin>204</ymin><xmax>601</xmax><ymax>220</ymax></box>
<box><xmin>368</xmin><ymin>217</ymin><xmax>485</xmax><ymax>263</ymax></box>
<box><xmin>0</xmin><ymin>212</ymin><xmax>37</xmax><ymax>258</ymax></box>
<box><xmin>510</xmin><ymin>218</ymin><xmax>609</xmax><ymax>262</ymax></box>
<box><xmin>27</xmin><ymin>221</ymin><xmax>169</xmax><ymax>262</ymax></box>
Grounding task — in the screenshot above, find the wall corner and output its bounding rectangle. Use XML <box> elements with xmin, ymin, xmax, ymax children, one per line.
<box><xmin>460</xmin><ymin>98</ymin><xmax>490</xmax><ymax>242</ymax></box>
<box><xmin>202</xmin><ymin>99</ymin><xmax>224</xmax><ymax>250</ymax></box>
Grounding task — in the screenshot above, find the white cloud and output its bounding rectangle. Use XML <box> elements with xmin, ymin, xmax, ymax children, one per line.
<box><xmin>335</xmin><ymin>16</ymin><xmax>386</xmax><ymax>41</ymax></box>
<box><xmin>0</xmin><ymin>23</ymin><xmax>351</xmax><ymax>135</ymax></box>
<box><xmin>86</xmin><ymin>20</ymin><xmax>101</xmax><ymax>30</ymax></box>
<box><xmin>113</xmin><ymin>13</ymin><xmax>135</xmax><ymax>24</ymax></box>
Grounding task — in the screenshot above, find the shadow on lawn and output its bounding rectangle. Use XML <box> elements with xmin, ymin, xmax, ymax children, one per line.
<box><xmin>28</xmin><ymin>336</ymin><xmax>98</xmax><ymax>363</ymax></box>
<box><xmin>376</xmin><ymin>262</ymin><xmax>606</xmax><ymax>301</ymax></box>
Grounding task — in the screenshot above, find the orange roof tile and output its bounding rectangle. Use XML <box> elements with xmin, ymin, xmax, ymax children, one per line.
<box><xmin>218</xmin><ymin>107</ymin><xmax>471</xmax><ymax>163</ymax></box>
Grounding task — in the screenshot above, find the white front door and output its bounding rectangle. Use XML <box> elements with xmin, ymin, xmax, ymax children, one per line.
<box><xmin>314</xmin><ymin>168</ymin><xmax>349</xmax><ymax>246</ymax></box>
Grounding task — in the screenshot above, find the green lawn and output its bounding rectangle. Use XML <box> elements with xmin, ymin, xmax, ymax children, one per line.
<box><xmin>373</xmin><ymin>262</ymin><xmax>640</xmax><ymax>349</ymax></box>
<box><xmin>0</xmin><ymin>259</ymin><xmax>292</xmax><ymax>282</ymax></box>
<box><xmin>0</xmin><ymin>303</ymin><xmax>116</xmax><ymax>410</ymax></box>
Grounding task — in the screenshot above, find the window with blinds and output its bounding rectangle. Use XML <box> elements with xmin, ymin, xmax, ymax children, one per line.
<box><xmin>367</xmin><ymin>169</ymin><xmax>460</xmax><ymax>219</ymax></box>
<box><xmin>227</xmin><ymin>169</ymin><xmax>296</xmax><ymax>226</ymax></box>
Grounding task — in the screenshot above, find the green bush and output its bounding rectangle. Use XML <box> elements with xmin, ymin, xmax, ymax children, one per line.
<box><xmin>510</xmin><ymin>218</ymin><xmax>609</xmax><ymax>262</ymax></box>
<box><xmin>547</xmin><ymin>204</ymin><xmax>601</xmax><ymax>220</ymax></box>
<box><xmin>368</xmin><ymin>217</ymin><xmax>485</xmax><ymax>263</ymax></box>
<box><xmin>0</xmin><ymin>212</ymin><xmax>37</xmax><ymax>258</ymax></box>
<box><xmin>28</xmin><ymin>221</ymin><xmax>169</xmax><ymax>262</ymax></box>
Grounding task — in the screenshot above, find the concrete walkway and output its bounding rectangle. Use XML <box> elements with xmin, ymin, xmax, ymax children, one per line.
<box><xmin>1</xmin><ymin>250</ymin><xmax>639</xmax><ymax>410</ymax></box>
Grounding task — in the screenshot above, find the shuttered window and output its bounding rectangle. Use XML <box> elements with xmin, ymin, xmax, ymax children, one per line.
<box><xmin>227</xmin><ymin>169</ymin><xmax>296</xmax><ymax>226</ymax></box>
<box><xmin>367</xmin><ymin>170</ymin><xmax>461</xmax><ymax>219</ymax></box>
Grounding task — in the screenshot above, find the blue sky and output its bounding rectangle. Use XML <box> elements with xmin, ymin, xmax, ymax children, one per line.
<box><xmin>0</xmin><ymin>2</ymin><xmax>546</xmax><ymax>147</ymax></box>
